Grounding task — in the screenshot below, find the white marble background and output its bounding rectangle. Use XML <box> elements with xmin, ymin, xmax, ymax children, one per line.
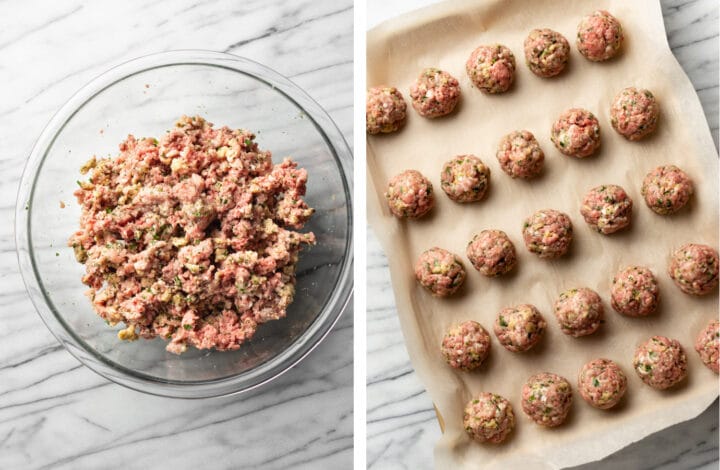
<box><xmin>0</xmin><ymin>1</ymin><xmax>352</xmax><ymax>469</ymax></box>
<box><xmin>367</xmin><ymin>0</ymin><xmax>719</xmax><ymax>469</ymax></box>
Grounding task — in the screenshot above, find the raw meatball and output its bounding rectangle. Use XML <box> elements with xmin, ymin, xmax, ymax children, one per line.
<box><xmin>414</xmin><ymin>247</ymin><xmax>466</xmax><ymax>297</ymax></box>
<box><xmin>610</xmin><ymin>87</ymin><xmax>659</xmax><ymax>141</ymax></box>
<box><xmin>580</xmin><ymin>184</ymin><xmax>633</xmax><ymax>234</ymax></box>
<box><xmin>641</xmin><ymin>165</ymin><xmax>693</xmax><ymax>215</ymax></box>
<box><xmin>385</xmin><ymin>170</ymin><xmax>434</xmax><ymax>219</ymax></box>
<box><xmin>440</xmin><ymin>155</ymin><xmax>490</xmax><ymax>203</ymax></box>
<box><xmin>409</xmin><ymin>68</ymin><xmax>461</xmax><ymax>118</ymax></box>
<box><xmin>611</xmin><ymin>266</ymin><xmax>659</xmax><ymax>317</ymax></box>
<box><xmin>524</xmin><ymin>28</ymin><xmax>570</xmax><ymax>77</ymax></box>
<box><xmin>668</xmin><ymin>243</ymin><xmax>719</xmax><ymax>296</ymax></box>
<box><xmin>466</xmin><ymin>44</ymin><xmax>516</xmax><ymax>94</ymax></box>
<box><xmin>521</xmin><ymin>372</ymin><xmax>573</xmax><ymax>427</ymax></box>
<box><xmin>577</xmin><ymin>358</ymin><xmax>627</xmax><ymax>409</ymax></box>
<box><xmin>633</xmin><ymin>336</ymin><xmax>688</xmax><ymax>390</ymax></box>
<box><xmin>522</xmin><ymin>209</ymin><xmax>573</xmax><ymax>258</ymax></box>
<box><xmin>441</xmin><ymin>321</ymin><xmax>491</xmax><ymax>371</ymax></box>
<box><xmin>551</xmin><ymin>108</ymin><xmax>601</xmax><ymax>158</ymax></box>
<box><xmin>466</xmin><ymin>229</ymin><xmax>517</xmax><ymax>277</ymax></box>
<box><xmin>463</xmin><ymin>392</ymin><xmax>515</xmax><ymax>444</ymax></box>
<box><xmin>366</xmin><ymin>86</ymin><xmax>407</xmax><ymax>134</ymax></box>
<box><xmin>576</xmin><ymin>10</ymin><xmax>624</xmax><ymax>62</ymax></box>
<box><xmin>553</xmin><ymin>287</ymin><xmax>604</xmax><ymax>337</ymax></box>
<box><xmin>494</xmin><ymin>304</ymin><xmax>546</xmax><ymax>352</ymax></box>
<box><xmin>695</xmin><ymin>320</ymin><xmax>719</xmax><ymax>373</ymax></box>
<box><xmin>496</xmin><ymin>130</ymin><xmax>545</xmax><ymax>179</ymax></box>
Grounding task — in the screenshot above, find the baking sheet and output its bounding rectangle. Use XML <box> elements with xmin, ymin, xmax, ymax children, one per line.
<box><xmin>366</xmin><ymin>0</ymin><xmax>719</xmax><ymax>468</ymax></box>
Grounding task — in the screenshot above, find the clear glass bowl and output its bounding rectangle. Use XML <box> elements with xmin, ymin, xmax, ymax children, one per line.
<box><xmin>15</xmin><ymin>50</ymin><xmax>353</xmax><ymax>398</ymax></box>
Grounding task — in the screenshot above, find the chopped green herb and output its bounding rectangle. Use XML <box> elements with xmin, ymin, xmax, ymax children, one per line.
<box><xmin>183</xmin><ymin>324</ymin><xmax>192</xmax><ymax>330</ymax></box>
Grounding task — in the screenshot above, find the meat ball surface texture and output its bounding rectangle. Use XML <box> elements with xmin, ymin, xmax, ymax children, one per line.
<box><xmin>440</xmin><ymin>155</ymin><xmax>491</xmax><ymax>203</ymax></box>
<box><xmin>522</xmin><ymin>209</ymin><xmax>573</xmax><ymax>258</ymax></box>
<box><xmin>611</xmin><ymin>266</ymin><xmax>659</xmax><ymax>317</ymax></box>
<box><xmin>466</xmin><ymin>44</ymin><xmax>516</xmax><ymax>94</ymax></box>
<box><xmin>524</xmin><ymin>28</ymin><xmax>570</xmax><ymax>77</ymax></box>
<box><xmin>521</xmin><ymin>372</ymin><xmax>573</xmax><ymax>427</ymax></box>
<box><xmin>496</xmin><ymin>130</ymin><xmax>545</xmax><ymax>179</ymax></box>
<box><xmin>633</xmin><ymin>336</ymin><xmax>688</xmax><ymax>390</ymax></box>
<box><xmin>551</xmin><ymin>108</ymin><xmax>601</xmax><ymax>158</ymax></box>
<box><xmin>578</xmin><ymin>358</ymin><xmax>627</xmax><ymax>409</ymax></box>
<box><xmin>384</xmin><ymin>170</ymin><xmax>434</xmax><ymax>219</ymax></box>
<box><xmin>580</xmin><ymin>184</ymin><xmax>633</xmax><ymax>234</ymax></box>
<box><xmin>610</xmin><ymin>87</ymin><xmax>659</xmax><ymax>141</ymax></box>
<box><xmin>366</xmin><ymin>86</ymin><xmax>407</xmax><ymax>134</ymax></box>
<box><xmin>553</xmin><ymin>287</ymin><xmax>604</xmax><ymax>337</ymax></box>
<box><xmin>463</xmin><ymin>393</ymin><xmax>515</xmax><ymax>444</ymax></box>
<box><xmin>641</xmin><ymin>165</ymin><xmax>693</xmax><ymax>215</ymax></box>
<box><xmin>441</xmin><ymin>321</ymin><xmax>491</xmax><ymax>371</ymax></box>
<box><xmin>576</xmin><ymin>10</ymin><xmax>624</xmax><ymax>61</ymax></box>
<box><xmin>409</xmin><ymin>68</ymin><xmax>461</xmax><ymax>118</ymax></box>
<box><xmin>494</xmin><ymin>304</ymin><xmax>546</xmax><ymax>352</ymax></box>
<box><xmin>695</xmin><ymin>320</ymin><xmax>719</xmax><ymax>374</ymax></box>
<box><xmin>466</xmin><ymin>230</ymin><xmax>517</xmax><ymax>277</ymax></box>
<box><xmin>668</xmin><ymin>243</ymin><xmax>719</xmax><ymax>296</ymax></box>
<box><xmin>414</xmin><ymin>247</ymin><xmax>466</xmax><ymax>297</ymax></box>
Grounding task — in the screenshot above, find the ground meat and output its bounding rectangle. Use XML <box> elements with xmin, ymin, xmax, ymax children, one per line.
<box><xmin>524</xmin><ymin>29</ymin><xmax>570</xmax><ymax>78</ymax></box>
<box><xmin>611</xmin><ymin>266</ymin><xmax>659</xmax><ymax>317</ymax></box>
<box><xmin>521</xmin><ymin>372</ymin><xmax>573</xmax><ymax>427</ymax></box>
<box><xmin>610</xmin><ymin>87</ymin><xmax>659</xmax><ymax>141</ymax></box>
<box><xmin>551</xmin><ymin>108</ymin><xmax>601</xmax><ymax>158</ymax></box>
<box><xmin>409</xmin><ymin>68</ymin><xmax>461</xmax><ymax>118</ymax></box>
<box><xmin>633</xmin><ymin>336</ymin><xmax>688</xmax><ymax>390</ymax></box>
<box><xmin>441</xmin><ymin>320</ymin><xmax>491</xmax><ymax>371</ymax></box>
<box><xmin>580</xmin><ymin>184</ymin><xmax>633</xmax><ymax>234</ymax></box>
<box><xmin>695</xmin><ymin>320</ymin><xmax>720</xmax><ymax>374</ymax></box>
<box><xmin>494</xmin><ymin>304</ymin><xmax>546</xmax><ymax>352</ymax></box>
<box><xmin>496</xmin><ymin>130</ymin><xmax>544</xmax><ymax>179</ymax></box>
<box><xmin>463</xmin><ymin>392</ymin><xmax>515</xmax><ymax>444</ymax></box>
<box><xmin>641</xmin><ymin>165</ymin><xmax>694</xmax><ymax>215</ymax></box>
<box><xmin>414</xmin><ymin>247</ymin><xmax>466</xmax><ymax>297</ymax></box>
<box><xmin>68</xmin><ymin>116</ymin><xmax>316</xmax><ymax>354</ymax></box>
<box><xmin>522</xmin><ymin>209</ymin><xmax>573</xmax><ymax>258</ymax></box>
<box><xmin>553</xmin><ymin>287</ymin><xmax>604</xmax><ymax>337</ymax></box>
<box><xmin>440</xmin><ymin>155</ymin><xmax>490</xmax><ymax>203</ymax></box>
<box><xmin>668</xmin><ymin>243</ymin><xmax>719</xmax><ymax>295</ymax></box>
<box><xmin>366</xmin><ymin>86</ymin><xmax>407</xmax><ymax>134</ymax></box>
<box><xmin>576</xmin><ymin>10</ymin><xmax>624</xmax><ymax>62</ymax></box>
<box><xmin>577</xmin><ymin>358</ymin><xmax>627</xmax><ymax>409</ymax></box>
<box><xmin>466</xmin><ymin>229</ymin><xmax>517</xmax><ymax>277</ymax></box>
<box><xmin>384</xmin><ymin>169</ymin><xmax>434</xmax><ymax>219</ymax></box>
<box><xmin>466</xmin><ymin>44</ymin><xmax>516</xmax><ymax>94</ymax></box>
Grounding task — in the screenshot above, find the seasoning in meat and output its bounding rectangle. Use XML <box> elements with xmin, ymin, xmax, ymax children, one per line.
<box><xmin>441</xmin><ymin>320</ymin><xmax>491</xmax><ymax>371</ymax></box>
<box><xmin>695</xmin><ymin>320</ymin><xmax>720</xmax><ymax>374</ymax></box>
<box><xmin>633</xmin><ymin>336</ymin><xmax>688</xmax><ymax>390</ymax></box>
<box><xmin>466</xmin><ymin>44</ymin><xmax>516</xmax><ymax>94</ymax></box>
<box><xmin>641</xmin><ymin>164</ymin><xmax>693</xmax><ymax>215</ymax></box>
<box><xmin>610</xmin><ymin>87</ymin><xmax>659</xmax><ymax>141</ymax></box>
<box><xmin>551</xmin><ymin>108</ymin><xmax>601</xmax><ymax>158</ymax></box>
<box><xmin>524</xmin><ymin>29</ymin><xmax>570</xmax><ymax>78</ymax></box>
<box><xmin>467</xmin><ymin>229</ymin><xmax>517</xmax><ymax>277</ymax></box>
<box><xmin>668</xmin><ymin>243</ymin><xmax>719</xmax><ymax>295</ymax></box>
<box><xmin>522</xmin><ymin>209</ymin><xmax>573</xmax><ymax>258</ymax></box>
<box><xmin>463</xmin><ymin>392</ymin><xmax>515</xmax><ymax>444</ymax></box>
<box><xmin>385</xmin><ymin>169</ymin><xmax>434</xmax><ymax>219</ymax></box>
<box><xmin>68</xmin><ymin>116</ymin><xmax>316</xmax><ymax>354</ymax></box>
<box><xmin>553</xmin><ymin>287</ymin><xmax>604</xmax><ymax>337</ymax></box>
<box><xmin>496</xmin><ymin>130</ymin><xmax>544</xmax><ymax>179</ymax></box>
<box><xmin>576</xmin><ymin>10</ymin><xmax>624</xmax><ymax>62</ymax></box>
<box><xmin>414</xmin><ymin>247</ymin><xmax>466</xmax><ymax>297</ymax></box>
<box><xmin>521</xmin><ymin>372</ymin><xmax>573</xmax><ymax>427</ymax></box>
<box><xmin>366</xmin><ymin>86</ymin><xmax>407</xmax><ymax>134</ymax></box>
<box><xmin>580</xmin><ymin>184</ymin><xmax>633</xmax><ymax>235</ymax></box>
<box><xmin>440</xmin><ymin>155</ymin><xmax>490</xmax><ymax>203</ymax></box>
<box><xmin>577</xmin><ymin>358</ymin><xmax>627</xmax><ymax>409</ymax></box>
<box><xmin>611</xmin><ymin>266</ymin><xmax>659</xmax><ymax>317</ymax></box>
<box><xmin>494</xmin><ymin>304</ymin><xmax>546</xmax><ymax>352</ymax></box>
<box><xmin>409</xmin><ymin>68</ymin><xmax>461</xmax><ymax>118</ymax></box>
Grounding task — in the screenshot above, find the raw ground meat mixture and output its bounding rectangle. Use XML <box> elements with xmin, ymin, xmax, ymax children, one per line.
<box><xmin>414</xmin><ymin>247</ymin><xmax>466</xmax><ymax>297</ymax></box>
<box><xmin>523</xmin><ymin>28</ymin><xmax>570</xmax><ymax>78</ymax></box>
<box><xmin>576</xmin><ymin>10</ymin><xmax>624</xmax><ymax>62</ymax></box>
<box><xmin>641</xmin><ymin>164</ymin><xmax>694</xmax><ymax>215</ymax></box>
<box><xmin>440</xmin><ymin>155</ymin><xmax>490</xmax><ymax>203</ymax></box>
<box><xmin>668</xmin><ymin>243</ymin><xmax>719</xmax><ymax>296</ymax></box>
<box><xmin>551</xmin><ymin>108</ymin><xmax>601</xmax><ymax>158</ymax></box>
<box><xmin>466</xmin><ymin>44</ymin><xmax>516</xmax><ymax>94</ymax></box>
<box><xmin>577</xmin><ymin>358</ymin><xmax>627</xmax><ymax>409</ymax></box>
<box><xmin>610</xmin><ymin>87</ymin><xmax>659</xmax><ymax>141</ymax></box>
<box><xmin>409</xmin><ymin>68</ymin><xmax>461</xmax><ymax>118</ymax></box>
<box><xmin>611</xmin><ymin>266</ymin><xmax>659</xmax><ymax>317</ymax></box>
<box><xmin>69</xmin><ymin>116</ymin><xmax>315</xmax><ymax>354</ymax></box>
<box><xmin>466</xmin><ymin>229</ymin><xmax>517</xmax><ymax>277</ymax></box>
<box><xmin>463</xmin><ymin>392</ymin><xmax>515</xmax><ymax>444</ymax></box>
<box><xmin>496</xmin><ymin>130</ymin><xmax>545</xmax><ymax>179</ymax></box>
<box><xmin>522</xmin><ymin>209</ymin><xmax>573</xmax><ymax>258</ymax></box>
<box><xmin>553</xmin><ymin>287</ymin><xmax>604</xmax><ymax>337</ymax></box>
<box><xmin>494</xmin><ymin>304</ymin><xmax>546</xmax><ymax>352</ymax></box>
<box><xmin>385</xmin><ymin>169</ymin><xmax>434</xmax><ymax>218</ymax></box>
<box><xmin>366</xmin><ymin>86</ymin><xmax>407</xmax><ymax>134</ymax></box>
<box><xmin>695</xmin><ymin>320</ymin><xmax>719</xmax><ymax>374</ymax></box>
<box><xmin>633</xmin><ymin>336</ymin><xmax>688</xmax><ymax>390</ymax></box>
<box><xmin>521</xmin><ymin>372</ymin><xmax>573</xmax><ymax>427</ymax></box>
<box><xmin>441</xmin><ymin>320</ymin><xmax>491</xmax><ymax>371</ymax></box>
<box><xmin>580</xmin><ymin>184</ymin><xmax>633</xmax><ymax>235</ymax></box>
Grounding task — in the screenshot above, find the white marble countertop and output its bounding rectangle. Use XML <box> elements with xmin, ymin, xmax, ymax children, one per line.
<box><xmin>367</xmin><ymin>0</ymin><xmax>719</xmax><ymax>469</ymax></box>
<box><xmin>0</xmin><ymin>1</ymin><xmax>352</xmax><ymax>468</ymax></box>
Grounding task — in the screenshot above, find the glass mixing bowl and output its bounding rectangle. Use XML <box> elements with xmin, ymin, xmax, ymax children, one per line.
<box><xmin>15</xmin><ymin>50</ymin><xmax>353</xmax><ymax>398</ymax></box>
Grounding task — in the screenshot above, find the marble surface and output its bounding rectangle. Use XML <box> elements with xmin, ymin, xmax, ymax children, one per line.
<box><xmin>366</xmin><ymin>0</ymin><xmax>719</xmax><ymax>468</ymax></box>
<box><xmin>0</xmin><ymin>1</ymin><xmax>352</xmax><ymax>468</ymax></box>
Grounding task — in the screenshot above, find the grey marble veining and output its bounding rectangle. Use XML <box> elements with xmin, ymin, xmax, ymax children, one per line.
<box><xmin>0</xmin><ymin>1</ymin><xmax>352</xmax><ymax>468</ymax></box>
<box><xmin>366</xmin><ymin>0</ymin><xmax>719</xmax><ymax>468</ymax></box>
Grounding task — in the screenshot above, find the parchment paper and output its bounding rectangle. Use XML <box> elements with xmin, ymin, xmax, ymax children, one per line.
<box><xmin>366</xmin><ymin>0</ymin><xmax>719</xmax><ymax>468</ymax></box>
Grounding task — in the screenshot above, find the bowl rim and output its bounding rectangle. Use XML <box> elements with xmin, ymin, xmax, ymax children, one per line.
<box><xmin>15</xmin><ymin>49</ymin><xmax>354</xmax><ymax>399</ymax></box>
